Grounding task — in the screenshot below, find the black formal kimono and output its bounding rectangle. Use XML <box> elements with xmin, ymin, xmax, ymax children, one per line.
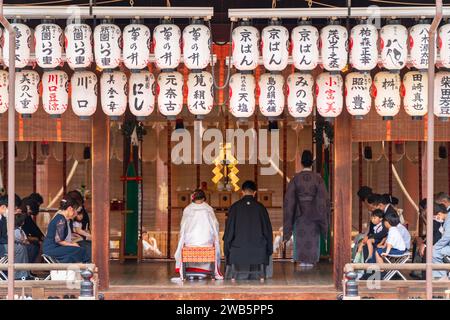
<box><xmin>22</xmin><ymin>215</ymin><xmax>45</xmax><ymax>241</ymax></box>
<box><xmin>283</xmin><ymin>169</ymin><xmax>331</xmax><ymax>264</ymax></box>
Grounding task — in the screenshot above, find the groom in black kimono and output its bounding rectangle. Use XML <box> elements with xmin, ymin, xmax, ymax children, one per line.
<box><xmin>223</xmin><ymin>180</ymin><xmax>273</xmax><ymax>280</ymax></box>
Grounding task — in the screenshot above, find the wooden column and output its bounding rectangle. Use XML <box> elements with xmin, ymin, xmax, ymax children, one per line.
<box><xmin>388</xmin><ymin>142</ymin><xmax>393</xmax><ymax>195</ymax></box>
<box><xmin>32</xmin><ymin>142</ymin><xmax>37</xmax><ymax>193</ymax></box>
<box><xmin>92</xmin><ymin>111</ymin><xmax>110</xmax><ymax>290</ymax></box>
<box><xmin>333</xmin><ymin>111</ymin><xmax>352</xmax><ymax>289</ymax></box>
<box><xmin>63</xmin><ymin>142</ymin><xmax>67</xmax><ymax>195</ymax></box>
<box><xmin>358</xmin><ymin>142</ymin><xmax>363</xmax><ymax>233</ymax></box>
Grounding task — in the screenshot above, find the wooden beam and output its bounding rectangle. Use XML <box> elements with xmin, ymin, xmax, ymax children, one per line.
<box><xmin>92</xmin><ymin>111</ymin><xmax>110</xmax><ymax>290</ymax></box>
<box><xmin>333</xmin><ymin>112</ymin><xmax>352</xmax><ymax>290</ymax></box>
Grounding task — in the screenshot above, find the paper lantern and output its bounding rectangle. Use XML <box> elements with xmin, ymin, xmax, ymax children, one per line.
<box><xmin>232</xmin><ymin>23</ymin><xmax>260</xmax><ymax>71</ymax></box>
<box><xmin>94</xmin><ymin>23</ymin><xmax>122</xmax><ymax>70</ymax></box>
<box><xmin>349</xmin><ymin>23</ymin><xmax>378</xmax><ymax>71</ymax></box>
<box><xmin>157</xmin><ymin>71</ymin><xmax>183</xmax><ymax>118</ymax></box>
<box><xmin>316</xmin><ymin>72</ymin><xmax>343</xmax><ymax>120</ymax></box>
<box><xmin>434</xmin><ymin>71</ymin><xmax>450</xmax><ymax>120</ymax></box>
<box><xmin>402</xmin><ymin>71</ymin><xmax>427</xmax><ymax>119</ymax></box>
<box><xmin>320</xmin><ymin>24</ymin><xmax>348</xmax><ymax>72</ymax></box>
<box><xmin>229</xmin><ymin>73</ymin><xmax>256</xmax><ymax>119</ymax></box>
<box><xmin>345</xmin><ymin>72</ymin><xmax>372</xmax><ymax>119</ymax></box>
<box><xmin>291</xmin><ymin>23</ymin><xmax>319</xmax><ymax>71</ymax></box>
<box><xmin>0</xmin><ymin>70</ymin><xmax>8</xmax><ymax>115</ymax></box>
<box><xmin>373</xmin><ymin>71</ymin><xmax>401</xmax><ymax>120</ymax></box>
<box><xmin>438</xmin><ymin>23</ymin><xmax>450</xmax><ymax>68</ymax></box>
<box><xmin>71</xmin><ymin>71</ymin><xmax>98</xmax><ymax>119</ymax></box>
<box><xmin>129</xmin><ymin>71</ymin><xmax>155</xmax><ymax>120</ymax></box>
<box><xmin>15</xmin><ymin>70</ymin><xmax>40</xmax><ymax>117</ymax></box>
<box><xmin>4</xmin><ymin>23</ymin><xmax>31</xmax><ymax>69</ymax></box>
<box><xmin>100</xmin><ymin>71</ymin><xmax>127</xmax><ymax>120</ymax></box>
<box><xmin>258</xmin><ymin>73</ymin><xmax>285</xmax><ymax>118</ymax></box>
<box><xmin>409</xmin><ymin>23</ymin><xmax>435</xmax><ymax>70</ymax></box>
<box><xmin>261</xmin><ymin>22</ymin><xmax>289</xmax><ymax>71</ymax></box>
<box><xmin>42</xmin><ymin>70</ymin><xmax>69</xmax><ymax>118</ymax></box>
<box><xmin>153</xmin><ymin>22</ymin><xmax>182</xmax><ymax>70</ymax></box>
<box><xmin>35</xmin><ymin>23</ymin><xmax>64</xmax><ymax>69</ymax></box>
<box><xmin>0</xmin><ymin>29</ymin><xmax>2</xmax><ymax>63</ymax></box>
<box><xmin>187</xmin><ymin>71</ymin><xmax>214</xmax><ymax>118</ymax></box>
<box><xmin>123</xmin><ymin>23</ymin><xmax>151</xmax><ymax>70</ymax></box>
<box><xmin>380</xmin><ymin>23</ymin><xmax>408</xmax><ymax>70</ymax></box>
<box><xmin>182</xmin><ymin>22</ymin><xmax>211</xmax><ymax>70</ymax></box>
<box><xmin>286</xmin><ymin>73</ymin><xmax>314</xmax><ymax>121</ymax></box>
<box><xmin>65</xmin><ymin>23</ymin><xmax>94</xmax><ymax>70</ymax></box>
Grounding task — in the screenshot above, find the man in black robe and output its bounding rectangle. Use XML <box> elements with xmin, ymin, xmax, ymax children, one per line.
<box><xmin>223</xmin><ymin>180</ymin><xmax>273</xmax><ymax>280</ymax></box>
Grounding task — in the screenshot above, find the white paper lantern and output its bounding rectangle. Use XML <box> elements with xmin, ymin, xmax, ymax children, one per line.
<box><xmin>258</xmin><ymin>73</ymin><xmax>285</xmax><ymax>118</ymax></box>
<box><xmin>154</xmin><ymin>23</ymin><xmax>181</xmax><ymax>70</ymax></box>
<box><xmin>123</xmin><ymin>23</ymin><xmax>151</xmax><ymax>70</ymax></box>
<box><xmin>65</xmin><ymin>23</ymin><xmax>93</xmax><ymax>70</ymax></box>
<box><xmin>71</xmin><ymin>71</ymin><xmax>98</xmax><ymax>119</ymax></box>
<box><xmin>350</xmin><ymin>23</ymin><xmax>378</xmax><ymax>71</ymax></box>
<box><xmin>345</xmin><ymin>72</ymin><xmax>372</xmax><ymax>119</ymax></box>
<box><xmin>4</xmin><ymin>23</ymin><xmax>31</xmax><ymax>69</ymax></box>
<box><xmin>261</xmin><ymin>23</ymin><xmax>289</xmax><ymax>71</ymax></box>
<box><xmin>286</xmin><ymin>73</ymin><xmax>314</xmax><ymax>121</ymax></box>
<box><xmin>402</xmin><ymin>71</ymin><xmax>427</xmax><ymax>119</ymax></box>
<box><xmin>229</xmin><ymin>73</ymin><xmax>256</xmax><ymax>119</ymax></box>
<box><xmin>94</xmin><ymin>23</ymin><xmax>122</xmax><ymax>70</ymax></box>
<box><xmin>0</xmin><ymin>70</ymin><xmax>8</xmax><ymax>114</ymax></box>
<box><xmin>380</xmin><ymin>23</ymin><xmax>408</xmax><ymax>70</ymax></box>
<box><xmin>434</xmin><ymin>72</ymin><xmax>450</xmax><ymax>120</ymax></box>
<box><xmin>373</xmin><ymin>71</ymin><xmax>401</xmax><ymax>119</ymax></box>
<box><xmin>291</xmin><ymin>23</ymin><xmax>319</xmax><ymax>71</ymax></box>
<box><xmin>129</xmin><ymin>71</ymin><xmax>155</xmax><ymax>120</ymax></box>
<box><xmin>316</xmin><ymin>72</ymin><xmax>343</xmax><ymax>119</ymax></box>
<box><xmin>320</xmin><ymin>24</ymin><xmax>348</xmax><ymax>72</ymax></box>
<box><xmin>409</xmin><ymin>23</ymin><xmax>435</xmax><ymax>70</ymax></box>
<box><xmin>438</xmin><ymin>24</ymin><xmax>450</xmax><ymax>68</ymax></box>
<box><xmin>183</xmin><ymin>22</ymin><xmax>211</xmax><ymax>70</ymax></box>
<box><xmin>35</xmin><ymin>23</ymin><xmax>64</xmax><ymax>69</ymax></box>
<box><xmin>0</xmin><ymin>29</ymin><xmax>3</xmax><ymax>63</ymax></box>
<box><xmin>42</xmin><ymin>70</ymin><xmax>69</xmax><ymax>118</ymax></box>
<box><xmin>232</xmin><ymin>24</ymin><xmax>260</xmax><ymax>71</ymax></box>
<box><xmin>100</xmin><ymin>71</ymin><xmax>127</xmax><ymax>120</ymax></box>
<box><xmin>187</xmin><ymin>71</ymin><xmax>214</xmax><ymax>118</ymax></box>
<box><xmin>157</xmin><ymin>71</ymin><xmax>183</xmax><ymax>118</ymax></box>
<box><xmin>15</xmin><ymin>70</ymin><xmax>40</xmax><ymax>117</ymax></box>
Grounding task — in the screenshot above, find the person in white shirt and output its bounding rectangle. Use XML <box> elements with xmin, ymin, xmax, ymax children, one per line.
<box><xmin>376</xmin><ymin>211</ymin><xmax>407</xmax><ymax>263</ymax></box>
<box><xmin>397</xmin><ymin>223</ymin><xmax>411</xmax><ymax>251</ymax></box>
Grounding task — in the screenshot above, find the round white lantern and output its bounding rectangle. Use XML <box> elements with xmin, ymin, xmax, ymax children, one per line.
<box><xmin>286</xmin><ymin>73</ymin><xmax>314</xmax><ymax>121</ymax></box>
<box><xmin>0</xmin><ymin>29</ymin><xmax>3</xmax><ymax>63</ymax></box>
<box><xmin>129</xmin><ymin>71</ymin><xmax>155</xmax><ymax>120</ymax></box>
<box><xmin>291</xmin><ymin>23</ymin><xmax>319</xmax><ymax>71</ymax></box>
<box><xmin>350</xmin><ymin>23</ymin><xmax>378</xmax><ymax>71</ymax></box>
<box><xmin>232</xmin><ymin>23</ymin><xmax>260</xmax><ymax>71</ymax></box>
<box><xmin>258</xmin><ymin>73</ymin><xmax>285</xmax><ymax>119</ymax></box>
<box><xmin>123</xmin><ymin>23</ymin><xmax>151</xmax><ymax>70</ymax></box>
<box><xmin>438</xmin><ymin>23</ymin><xmax>450</xmax><ymax>68</ymax></box>
<box><xmin>154</xmin><ymin>22</ymin><xmax>181</xmax><ymax>70</ymax></box>
<box><xmin>0</xmin><ymin>70</ymin><xmax>8</xmax><ymax>115</ymax></box>
<box><xmin>316</xmin><ymin>72</ymin><xmax>344</xmax><ymax>120</ymax></box>
<box><xmin>15</xmin><ymin>70</ymin><xmax>40</xmax><ymax>118</ymax></box>
<box><xmin>100</xmin><ymin>71</ymin><xmax>127</xmax><ymax>120</ymax></box>
<box><xmin>157</xmin><ymin>71</ymin><xmax>183</xmax><ymax>119</ymax></box>
<box><xmin>65</xmin><ymin>23</ymin><xmax>94</xmax><ymax>70</ymax></box>
<box><xmin>42</xmin><ymin>70</ymin><xmax>69</xmax><ymax>118</ymax></box>
<box><xmin>345</xmin><ymin>72</ymin><xmax>372</xmax><ymax>119</ymax></box>
<box><xmin>187</xmin><ymin>71</ymin><xmax>214</xmax><ymax>118</ymax></box>
<box><xmin>409</xmin><ymin>23</ymin><xmax>435</xmax><ymax>70</ymax></box>
<box><xmin>229</xmin><ymin>73</ymin><xmax>256</xmax><ymax>119</ymax></box>
<box><xmin>71</xmin><ymin>71</ymin><xmax>98</xmax><ymax>119</ymax></box>
<box><xmin>380</xmin><ymin>22</ymin><xmax>408</xmax><ymax>70</ymax></box>
<box><xmin>182</xmin><ymin>22</ymin><xmax>211</xmax><ymax>70</ymax></box>
<box><xmin>4</xmin><ymin>23</ymin><xmax>31</xmax><ymax>69</ymax></box>
<box><xmin>434</xmin><ymin>71</ymin><xmax>450</xmax><ymax>120</ymax></box>
<box><xmin>261</xmin><ymin>22</ymin><xmax>289</xmax><ymax>71</ymax></box>
<box><xmin>373</xmin><ymin>71</ymin><xmax>401</xmax><ymax>120</ymax></box>
<box><xmin>320</xmin><ymin>24</ymin><xmax>348</xmax><ymax>72</ymax></box>
<box><xmin>402</xmin><ymin>71</ymin><xmax>427</xmax><ymax>119</ymax></box>
<box><xmin>94</xmin><ymin>23</ymin><xmax>122</xmax><ymax>70</ymax></box>
<box><xmin>34</xmin><ymin>23</ymin><xmax>64</xmax><ymax>69</ymax></box>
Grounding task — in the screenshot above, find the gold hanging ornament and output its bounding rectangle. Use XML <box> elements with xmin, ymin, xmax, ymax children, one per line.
<box><xmin>211</xmin><ymin>143</ymin><xmax>240</xmax><ymax>191</ymax></box>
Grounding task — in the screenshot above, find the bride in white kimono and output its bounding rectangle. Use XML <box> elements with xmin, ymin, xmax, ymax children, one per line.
<box><xmin>174</xmin><ymin>189</ymin><xmax>223</xmax><ymax>280</ymax></box>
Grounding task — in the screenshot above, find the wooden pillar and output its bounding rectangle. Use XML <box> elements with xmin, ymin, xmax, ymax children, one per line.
<box><xmin>32</xmin><ymin>142</ymin><xmax>37</xmax><ymax>193</ymax></box>
<box><xmin>166</xmin><ymin>120</ymin><xmax>172</xmax><ymax>259</ymax></box>
<box><xmin>333</xmin><ymin>111</ymin><xmax>352</xmax><ymax>289</ymax></box>
<box><xmin>92</xmin><ymin>111</ymin><xmax>110</xmax><ymax>290</ymax></box>
<box><xmin>358</xmin><ymin>142</ymin><xmax>363</xmax><ymax>233</ymax></box>
<box><xmin>418</xmin><ymin>141</ymin><xmax>424</xmax><ymax>236</ymax></box>
<box><xmin>388</xmin><ymin>142</ymin><xmax>393</xmax><ymax>195</ymax></box>
<box><xmin>62</xmin><ymin>142</ymin><xmax>67</xmax><ymax>195</ymax></box>
<box><xmin>3</xmin><ymin>141</ymin><xmax>7</xmax><ymax>191</ymax></box>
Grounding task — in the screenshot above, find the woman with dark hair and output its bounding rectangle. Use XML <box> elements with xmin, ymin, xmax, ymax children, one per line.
<box><xmin>67</xmin><ymin>190</ymin><xmax>90</xmax><ymax>231</ymax></box>
<box><xmin>43</xmin><ymin>195</ymin><xmax>89</xmax><ymax>263</ymax></box>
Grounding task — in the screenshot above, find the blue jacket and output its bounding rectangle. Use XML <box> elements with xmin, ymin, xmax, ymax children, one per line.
<box><xmin>434</xmin><ymin>217</ymin><xmax>450</xmax><ymax>251</ymax></box>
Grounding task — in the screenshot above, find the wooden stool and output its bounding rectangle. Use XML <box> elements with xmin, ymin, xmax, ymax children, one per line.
<box><xmin>181</xmin><ymin>246</ymin><xmax>216</xmax><ymax>281</ymax></box>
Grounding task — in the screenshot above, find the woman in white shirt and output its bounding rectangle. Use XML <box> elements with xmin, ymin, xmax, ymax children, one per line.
<box><xmin>375</xmin><ymin>211</ymin><xmax>407</xmax><ymax>263</ymax></box>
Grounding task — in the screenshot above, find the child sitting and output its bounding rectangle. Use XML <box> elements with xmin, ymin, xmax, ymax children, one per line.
<box><xmin>376</xmin><ymin>211</ymin><xmax>407</xmax><ymax>263</ymax></box>
<box><xmin>364</xmin><ymin>209</ymin><xmax>388</xmax><ymax>262</ymax></box>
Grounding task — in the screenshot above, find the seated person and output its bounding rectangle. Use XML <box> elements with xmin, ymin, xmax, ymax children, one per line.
<box><xmin>174</xmin><ymin>189</ymin><xmax>223</xmax><ymax>280</ymax></box>
<box><xmin>20</xmin><ymin>197</ymin><xmax>45</xmax><ymax>243</ymax></box>
<box><xmin>43</xmin><ymin>195</ymin><xmax>90</xmax><ymax>263</ymax></box>
<box><xmin>15</xmin><ymin>211</ymin><xmax>39</xmax><ymax>264</ymax></box>
<box><xmin>223</xmin><ymin>180</ymin><xmax>273</xmax><ymax>281</ymax></box>
<box><xmin>71</xmin><ymin>209</ymin><xmax>92</xmax><ymax>262</ymax></box>
<box><xmin>432</xmin><ymin>194</ymin><xmax>450</xmax><ymax>280</ymax></box>
<box><xmin>142</xmin><ymin>232</ymin><xmax>162</xmax><ymax>257</ymax></box>
<box><xmin>357</xmin><ymin>209</ymin><xmax>387</xmax><ymax>263</ymax></box>
<box><xmin>375</xmin><ymin>212</ymin><xmax>407</xmax><ymax>264</ymax></box>
<box><xmin>67</xmin><ymin>190</ymin><xmax>90</xmax><ymax>231</ymax></box>
<box><xmin>355</xmin><ymin>193</ymin><xmax>383</xmax><ymax>258</ymax></box>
